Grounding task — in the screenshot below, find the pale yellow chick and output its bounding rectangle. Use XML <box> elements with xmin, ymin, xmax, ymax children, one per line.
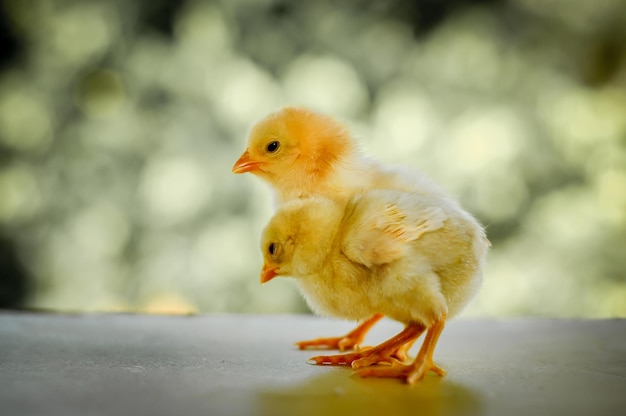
<box><xmin>233</xmin><ymin>107</ymin><xmax>452</xmax><ymax>350</ymax></box>
<box><xmin>260</xmin><ymin>190</ymin><xmax>488</xmax><ymax>384</ymax></box>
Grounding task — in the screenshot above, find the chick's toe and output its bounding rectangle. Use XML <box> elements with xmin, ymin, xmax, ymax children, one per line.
<box><xmin>295</xmin><ymin>314</ymin><xmax>384</xmax><ymax>351</ymax></box>
<box><xmin>306</xmin><ymin>324</ymin><xmax>425</xmax><ymax>368</ymax></box>
<box><xmin>357</xmin><ymin>317</ymin><xmax>447</xmax><ymax>384</ymax></box>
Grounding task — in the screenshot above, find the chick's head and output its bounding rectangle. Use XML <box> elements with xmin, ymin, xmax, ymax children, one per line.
<box><xmin>259</xmin><ymin>212</ymin><xmax>297</xmax><ymax>284</ymax></box>
<box><xmin>232</xmin><ymin>107</ymin><xmax>355</xmax><ymax>191</ymax></box>
<box><xmin>259</xmin><ymin>197</ymin><xmax>342</xmax><ymax>284</ymax></box>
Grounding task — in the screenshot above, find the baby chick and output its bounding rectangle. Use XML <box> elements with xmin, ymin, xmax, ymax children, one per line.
<box><xmin>232</xmin><ymin>106</ymin><xmax>447</xmax><ymax>204</ymax></box>
<box><xmin>260</xmin><ymin>190</ymin><xmax>488</xmax><ymax>384</ymax></box>
<box><xmin>233</xmin><ymin>107</ymin><xmax>448</xmax><ymax>351</ymax></box>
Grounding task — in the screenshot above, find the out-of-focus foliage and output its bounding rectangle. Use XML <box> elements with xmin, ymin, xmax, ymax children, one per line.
<box><xmin>0</xmin><ymin>0</ymin><xmax>624</xmax><ymax>316</ymax></box>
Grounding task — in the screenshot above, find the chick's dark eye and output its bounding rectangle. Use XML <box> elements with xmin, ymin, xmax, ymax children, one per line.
<box><xmin>266</xmin><ymin>141</ymin><xmax>280</xmax><ymax>153</ymax></box>
<box><xmin>268</xmin><ymin>242</ymin><xmax>276</xmax><ymax>256</ymax></box>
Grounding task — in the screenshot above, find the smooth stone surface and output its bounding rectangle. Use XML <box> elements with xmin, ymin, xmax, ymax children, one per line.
<box><xmin>1</xmin><ymin>312</ymin><xmax>625</xmax><ymax>415</ymax></box>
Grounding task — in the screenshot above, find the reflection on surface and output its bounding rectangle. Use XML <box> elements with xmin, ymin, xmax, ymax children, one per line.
<box><xmin>257</xmin><ymin>368</ymin><xmax>482</xmax><ymax>416</ymax></box>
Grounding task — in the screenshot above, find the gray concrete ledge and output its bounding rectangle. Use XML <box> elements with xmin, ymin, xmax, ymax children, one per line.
<box><xmin>1</xmin><ymin>312</ymin><xmax>625</xmax><ymax>416</ymax></box>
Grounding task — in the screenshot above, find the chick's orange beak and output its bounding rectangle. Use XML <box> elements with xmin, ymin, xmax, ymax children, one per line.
<box><xmin>260</xmin><ymin>264</ymin><xmax>279</xmax><ymax>284</ymax></box>
<box><xmin>232</xmin><ymin>150</ymin><xmax>261</xmax><ymax>174</ymax></box>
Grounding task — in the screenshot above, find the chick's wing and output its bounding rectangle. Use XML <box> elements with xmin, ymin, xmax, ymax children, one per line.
<box><xmin>341</xmin><ymin>190</ymin><xmax>448</xmax><ymax>268</ymax></box>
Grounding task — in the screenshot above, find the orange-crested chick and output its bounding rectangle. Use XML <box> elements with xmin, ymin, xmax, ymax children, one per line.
<box><xmin>232</xmin><ymin>107</ymin><xmax>445</xmax><ymax>205</ymax></box>
<box><xmin>260</xmin><ymin>190</ymin><xmax>488</xmax><ymax>384</ymax></box>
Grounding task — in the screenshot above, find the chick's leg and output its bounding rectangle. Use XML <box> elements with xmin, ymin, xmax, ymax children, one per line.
<box><xmin>307</xmin><ymin>323</ymin><xmax>425</xmax><ymax>367</ymax></box>
<box><xmin>296</xmin><ymin>314</ymin><xmax>384</xmax><ymax>352</ymax></box>
<box><xmin>356</xmin><ymin>317</ymin><xmax>447</xmax><ymax>384</ymax></box>
<box><xmin>391</xmin><ymin>337</ymin><xmax>417</xmax><ymax>362</ymax></box>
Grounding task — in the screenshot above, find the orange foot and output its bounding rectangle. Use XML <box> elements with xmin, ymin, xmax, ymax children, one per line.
<box><xmin>307</xmin><ymin>347</ymin><xmax>398</xmax><ymax>367</ymax></box>
<box><xmin>296</xmin><ymin>335</ymin><xmax>364</xmax><ymax>352</ymax></box>
<box><xmin>295</xmin><ymin>314</ymin><xmax>383</xmax><ymax>352</ymax></box>
<box><xmin>356</xmin><ymin>315</ymin><xmax>447</xmax><ymax>384</ymax></box>
<box><xmin>307</xmin><ymin>323</ymin><xmax>425</xmax><ymax>368</ymax></box>
<box><xmin>391</xmin><ymin>338</ymin><xmax>416</xmax><ymax>362</ymax></box>
<box><xmin>356</xmin><ymin>358</ymin><xmax>446</xmax><ymax>384</ymax></box>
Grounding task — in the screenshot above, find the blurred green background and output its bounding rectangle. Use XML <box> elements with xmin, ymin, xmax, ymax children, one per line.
<box><xmin>0</xmin><ymin>0</ymin><xmax>624</xmax><ymax>317</ymax></box>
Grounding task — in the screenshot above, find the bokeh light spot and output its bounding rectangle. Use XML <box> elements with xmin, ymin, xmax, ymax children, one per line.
<box><xmin>140</xmin><ymin>156</ymin><xmax>213</xmax><ymax>226</ymax></box>
<box><xmin>283</xmin><ymin>54</ymin><xmax>368</xmax><ymax>117</ymax></box>
<box><xmin>0</xmin><ymin>164</ymin><xmax>42</xmax><ymax>224</ymax></box>
<box><xmin>371</xmin><ymin>84</ymin><xmax>438</xmax><ymax>161</ymax></box>
<box><xmin>77</xmin><ymin>69</ymin><xmax>126</xmax><ymax>118</ymax></box>
<box><xmin>0</xmin><ymin>87</ymin><xmax>52</xmax><ymax>152</ymax></box>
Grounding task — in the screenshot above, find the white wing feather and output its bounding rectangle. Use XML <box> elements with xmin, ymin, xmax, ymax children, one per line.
<box><xmin>341</xmin><ymin>190</ymin><xmax>448</xmax><ymax>267</ymax></box>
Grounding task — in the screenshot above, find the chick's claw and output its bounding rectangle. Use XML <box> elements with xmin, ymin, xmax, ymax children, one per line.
<box><xmin>296</xmin><ymin>314</ymin><xmax>384</xmax><ymax>352</ymax></box>
<box><xmin>307</xmin><ymin>349</ymin><xmax>398</xmax><ymax>367</ymax></box>
<box><xmin>352</xmin><ymin>353</ymin><xmax>399</xmax><ymax>368</ymax></box>
<box><xmin>355</xmin><ymin>359</ymin><xmax>446</xmax><ymax>384</ymax></box>
<box><xmin>306</xmin><ymin>351</ymin><xmax>364</xmax><ymax>366</ymax></box>
<box><xmin>296</xmin><ymin>336</ymin><xmax>361</xmax><ymax>352</ymax></box>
